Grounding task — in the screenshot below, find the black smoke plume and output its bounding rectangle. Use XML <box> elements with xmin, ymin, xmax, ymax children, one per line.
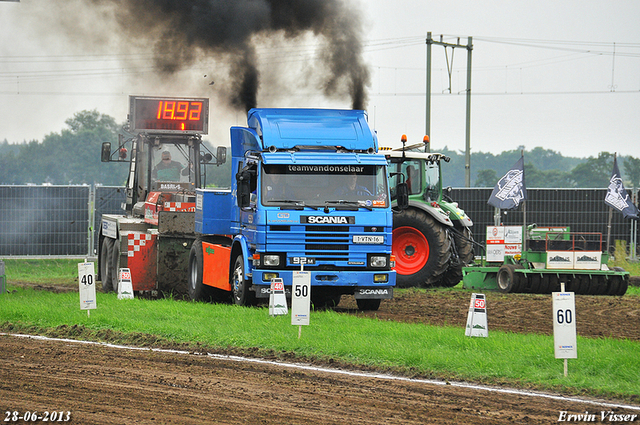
<box><xmin>93</xmin><ymin>0</ymin><xmax>370</xmax><ymax>111</ymax></box>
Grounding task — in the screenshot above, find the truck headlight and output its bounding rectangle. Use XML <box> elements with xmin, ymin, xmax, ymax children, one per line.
<box><xmin>263</xmin><ymin>254</ymin><xmax>280</xmax><ymax>267</ymax></box>
<box><xmin>369</xmin><ymin>255</ymin><xmax>387</xmax><ymax>268</ymax></box>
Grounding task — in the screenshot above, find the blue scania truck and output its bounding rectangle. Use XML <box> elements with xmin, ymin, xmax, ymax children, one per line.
<box><xmin>189</xmin><ymin>108</ymin><xmax>405</xmax><ymax>311</ymax></box>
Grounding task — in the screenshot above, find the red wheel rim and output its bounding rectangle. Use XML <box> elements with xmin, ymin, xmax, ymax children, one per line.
<box><xmin>392</xmin><ymin>226</ymin><xmax>429</xmax><ymax>275</ymax></box>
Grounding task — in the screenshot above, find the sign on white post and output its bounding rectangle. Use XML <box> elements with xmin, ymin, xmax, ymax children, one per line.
<box><xmin>465</xmin><ymin>293</ymin><xmax>488</xmax><ymax>337</ymax></box>
<box><xmin>268</xmin><ymin>278</ymin><xmax>288</xmax><ymax>316</ymax></box>
<box><xmin>118</xmin><ymin>268</ymin><xmax>134</xmax><ymax>300</ymax></box>
<box><xmin>553</xmin><ymin>291</ymin><xmax>577</xmax><ymax>359</ymax></box>
<box><xmin>291</xmin><ymin>271</ymin><xmax>311</xmax><ymax>336</ymax></box>
<box><xmin>78</xmin><ymin>262</ymin><xmax>97</xmax><ymax>314</ymax></box>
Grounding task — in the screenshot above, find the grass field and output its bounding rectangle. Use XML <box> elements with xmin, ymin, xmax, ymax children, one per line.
<box><xmin>1</xmin><ymin>258</ymin><xmax>639</xmax><ymax>402</ymax></box>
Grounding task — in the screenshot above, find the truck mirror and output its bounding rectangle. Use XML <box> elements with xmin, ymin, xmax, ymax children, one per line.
<box><xmin>101</xmin><ymin>142</ymin><xmax>111</xmax><ymax>162</ymax></box>
<box><xmin>216</xmin><ymin>146</ymin><xmax>227</xmax><ymax>165</ymax></box>
<box><xmin>396</xmin><ymin>182</ymin><xmax>409</xmax><ymax>209</ymax></box>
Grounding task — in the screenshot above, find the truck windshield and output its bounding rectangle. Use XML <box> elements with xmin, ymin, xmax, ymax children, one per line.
<box><xmin>261</xmin><ymin>164</ymin><xmax>389</xmax><ymax>208</ymax></box>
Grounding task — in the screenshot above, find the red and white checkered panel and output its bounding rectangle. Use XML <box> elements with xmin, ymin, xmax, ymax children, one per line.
<box><xmin>163</xmin><ymin>202</ymin><xmax>196</xmax><ymax>212</ymax></box>
<box><xmin>126</xmin><ymin>232</ymin><xmax>157</xmax><ymax>291</ymax></box>
<box><xmin>128</xmin><ymin>233</ymin><xmax>153</xmax><ymax>257</ymax></box>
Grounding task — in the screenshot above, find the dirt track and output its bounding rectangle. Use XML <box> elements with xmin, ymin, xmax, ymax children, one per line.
<box><xmin>2</xmin><ymin>334</ymin><xmax>639</xmax><ymax>425</ymax></box>
<box><xmin>1</xmin><ymin>287</ymin><xmax>639</xmax><ymax>424</ymax></box>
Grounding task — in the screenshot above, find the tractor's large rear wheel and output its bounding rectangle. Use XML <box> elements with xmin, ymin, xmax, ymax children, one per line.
<box><xmin>453</xmin><ymin>224</ymin><xmax>474</xmax><ymax>265</ymax></box>
<box><xmin>392</xmin><ymin>209</ymin><xmax>451</xmax><ymax>288</ymax></box>
<box><xmin>440</xmin><ymin>225</ymin><xmax>474</xmax><ymax>288</ymax></box>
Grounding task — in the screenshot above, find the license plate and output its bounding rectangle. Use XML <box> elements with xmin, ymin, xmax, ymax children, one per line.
<box><xmin>352</xmin><ymin>235</ymin><xmax>384</xmax><ymax>244</ymax></box>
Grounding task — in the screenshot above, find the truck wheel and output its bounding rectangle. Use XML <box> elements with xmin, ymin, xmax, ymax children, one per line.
<box><xmin>100</xmin><ymin>237</ymin><xmax>114</xmax><ymax>292</ymax></box>
<box><xmin>392</xmin><ymin>209</ymin><xmax>451</xmax><ymax>288</ymax></box>
<box><xmin>108</xmin><ymin>240</ymin><xmax>121</xmax><ymax>293</ymax></box>
<box><xmin>231</xmin><ymin>254</ymin><xmax>257</xmax><ymax>306</ymax></box>
<box><xmin>188</xmin><ymin>240</ymin><xmax>212</xmax><ymax>301</ymax></box>
<box><xmin>311</xmin><ymin>289</ymin><xmax>341</xmax><ymax>310</ymax></box>
<box><xmin>497</xmin><ymin>264</ymin><xmax>521</xmax><ymax>293</ymax></box>
<box><xmin>356</xmin><ymin>298</ymin><xmax>381</xmax><ymax>311</ymax></box>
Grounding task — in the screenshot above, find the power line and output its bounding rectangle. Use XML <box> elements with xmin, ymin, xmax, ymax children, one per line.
<box><xmin>370</xmin><ymin>89</ymin><xmax>640</xmax><ymax>97</ymax></box>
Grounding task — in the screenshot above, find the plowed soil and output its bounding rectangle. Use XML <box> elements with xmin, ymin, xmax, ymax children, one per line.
<box><xmin>338</xmin><ymin>289</ymin><xmax>640</xmax><ymax>341</ymax></box>
<box><xmin>2</xmin><ymin>283</ymin><xmax>639</xmax><ymax>424</ymax></box>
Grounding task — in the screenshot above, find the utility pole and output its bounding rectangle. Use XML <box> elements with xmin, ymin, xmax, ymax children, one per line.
<box><xmin>425</xmin><ymin>32</ymin><xmax>473</xmax><ymax>186</ymax></box>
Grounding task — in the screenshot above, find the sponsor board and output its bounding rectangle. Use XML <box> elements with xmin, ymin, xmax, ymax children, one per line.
<box><xmin>486</xmin><ymin>226</ymin><xmax>522</xmax><ymax>262</ymax></box>
<box><xmin>101</xmin><ymin>219</ymin><xmax>117</xmax><ymax>239</ymax></box>
<box><xmin>547</xmin><ymin>251</ymin><xmax>574</xmax><ymax>269</ymax></box>
<box><xmin>574</xmin><ymin>252</ymin><xmax>602</xmax><ymax>270</ymax></box>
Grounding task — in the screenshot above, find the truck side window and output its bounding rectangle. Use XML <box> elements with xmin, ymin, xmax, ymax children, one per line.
<box><xmin>237</xmin><ymin>162</ymin><xmax>257</xmax><ymax>209</ymax></box>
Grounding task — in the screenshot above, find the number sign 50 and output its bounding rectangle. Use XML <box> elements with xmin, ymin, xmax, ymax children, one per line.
<box><xmin>294</xmin><ymin>284</ymin><xmax>308</xmax><ymax>298</ymax></box>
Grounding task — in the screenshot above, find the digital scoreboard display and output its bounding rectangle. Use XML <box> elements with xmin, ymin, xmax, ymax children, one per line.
<box><xmin>129</xmin><ymin>96</ymin><xmax>209</xmax><ymax>134</ymax></box>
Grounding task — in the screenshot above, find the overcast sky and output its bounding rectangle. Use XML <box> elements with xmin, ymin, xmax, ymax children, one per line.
<box><xmin>1</xmin><ymin>0</ymin><xmax>639</xmax><ymax>160</ymax></box>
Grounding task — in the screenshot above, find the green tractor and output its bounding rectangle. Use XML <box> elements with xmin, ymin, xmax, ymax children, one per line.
<box><xmin>384</xmin><ymin>136</ymin><xmax>474</xmax><ymax>288</ymax></box>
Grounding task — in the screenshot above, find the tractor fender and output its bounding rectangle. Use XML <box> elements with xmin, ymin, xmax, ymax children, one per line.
<box><xmin>455</xmin><ymin>215</ymin><xmax>473</xmax><ymax>227</ymax></box>
<box><xmin>231</xmin><ymin>234</ymin><xmax>253</xmax><ymax>278</ymax></box>
<box><xmin>402</xmin><ymin>200</ymin><xmax>454</xmax><ymax>227</ymax></box>
<box><xmin>437</xmin><ymin>200</ymin><xmax>474</xmax><ymax>227</ymax></box>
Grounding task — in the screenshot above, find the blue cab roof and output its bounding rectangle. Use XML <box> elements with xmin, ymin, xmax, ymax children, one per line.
<box><xmin>246</xmin><ymin>108</ymin><xmax>378</xmax><ymax>152</ymax></box>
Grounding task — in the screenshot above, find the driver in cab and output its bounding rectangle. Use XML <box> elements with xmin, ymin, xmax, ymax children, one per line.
<box><xmin>152</xmin><ymin>151</ymin><xmax>187</xmax><ymax>181</ymax></box>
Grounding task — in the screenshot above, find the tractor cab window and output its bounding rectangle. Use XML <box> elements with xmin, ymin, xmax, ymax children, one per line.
<box><xmin>150</xmin><ymin>144</ymin><xmax>193</xmax><ymax>189</ymax></box>
<box><xmin>388</xmin><ymin>159</ymin><xmax>421</xmax><ymax>197</ymax></box>
<box><xmin>424</xmin><ymin>161</ymin><xmax>440</xmax><ymax>201</ymax></box>
<box><xmin>402</xmin><ymin>160</ymin><xmax>422</xmax><ymax>195</ymax></box>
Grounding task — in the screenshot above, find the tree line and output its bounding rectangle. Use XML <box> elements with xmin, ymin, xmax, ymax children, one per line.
<box><xmin>1</xmin><ymin>109</ymin><xmax>638</xmax><ymax>189</ymax></box>
<box><xmin>439</xmin><ymin>146</ymin><xmax>640</xmax><ymax>189</ymax></box>
<box><xmin>0</xmin><ymin>110</ymin><xmax>230</xmax><ymax>188</ymax></box>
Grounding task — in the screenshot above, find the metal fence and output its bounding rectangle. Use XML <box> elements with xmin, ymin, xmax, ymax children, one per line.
<box><xmin>451</xmin><ymin>188</ymin><xmax>638</xmax><ymax>257</ymax></box>
<box><xmin>0</xmin><ymin>185</ymin><xmax>637</xmax><ymax>258</ymax></box>
<box><xmin>0</xmin><ymin>185</ymin><xmax>125</xmax><ymax>257</ymax></box>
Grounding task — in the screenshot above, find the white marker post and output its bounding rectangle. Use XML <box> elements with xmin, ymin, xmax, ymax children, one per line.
<box><xmin>465</xmin><ymin>293</ymin><xmax>488</xmax><ymax>337</ymax></box>
<box><xmin>291</xmin><ymin>267</ymin><xmax>311</xmax><ymax>339</ymax></box>
<box><xmin>118</xmin><ymin>268</ymin><xmax>134</xmax><ymax>300</ymax></box>
<box><xmin>78</xmin><ymin>261</ymin><xmax>97</xmax><ymax>317</ymax></box>
<box><xmin>268</xmin><ymin>278</ymin><xmax>288</xmax><ymax>316</ymax></box>
<box><xmin>553</xmin><ymin>282</ymin><xmax>577</xmax><ymax>377</ymax></box>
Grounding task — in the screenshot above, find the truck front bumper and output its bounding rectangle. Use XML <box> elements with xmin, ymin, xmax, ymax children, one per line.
<box><xmin>251</xmin><ymin>269</ymin><xmax>395</xmax><ymax>299</ymax></box>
